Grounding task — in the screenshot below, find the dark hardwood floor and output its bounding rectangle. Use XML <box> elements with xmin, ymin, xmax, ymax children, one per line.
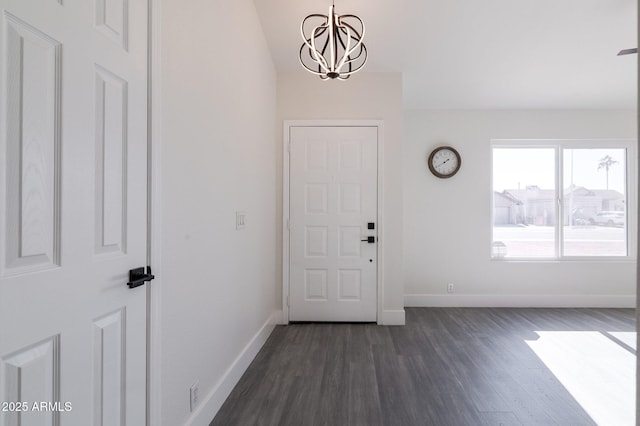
<box><xmin>211</xmin><ymin>308</ymin><xmax>636</xmax><ymax>426</ymax></box>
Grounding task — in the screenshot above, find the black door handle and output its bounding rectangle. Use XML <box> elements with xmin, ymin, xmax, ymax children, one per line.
<box><xmin>360</xmin><ymin>236</ymin><xmax>375</xmax><ymax>243</ymax></box>
<box><xmin>127</xmin><ymin>266</ymin><xmax>155</xmax><ymax>289</ymax></box>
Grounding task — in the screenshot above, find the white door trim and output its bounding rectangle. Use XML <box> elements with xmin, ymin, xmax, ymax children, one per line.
<box><xmin>283</xmin><ymin>120</ymin><xmax>385</xmax><ymax>324</ymax></box>
<box><xmin>148</xmin><ymin>0</ymin><xmax>163</xmax><ymax>424</ymax></box>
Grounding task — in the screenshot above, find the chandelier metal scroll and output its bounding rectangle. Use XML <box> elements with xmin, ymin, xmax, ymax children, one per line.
<box><xmin>299</xmin><ymin>4</ymin><xmax>368</xmax><ymax>80</ymax></box>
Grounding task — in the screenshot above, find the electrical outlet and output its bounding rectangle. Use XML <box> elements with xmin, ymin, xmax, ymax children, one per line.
<box><xmin>190</xmin><ymin>382</ymin><xmax>199</xmax><ymax>412</ymax></box>
<box><xmin>447</xmin><ymin>283</ymin><xmax>454</xmax><ymax>293</ymax></box>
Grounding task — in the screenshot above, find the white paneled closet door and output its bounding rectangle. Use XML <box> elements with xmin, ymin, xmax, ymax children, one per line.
<box><xmin>289</xmin><ymin>126</ymin><xmax>378</xmax><ymax>322</ymax></box>
<box><xmin>0</xmin><ymin>0</ymin><xmax>149</xmax><ymax>424</ymax></box>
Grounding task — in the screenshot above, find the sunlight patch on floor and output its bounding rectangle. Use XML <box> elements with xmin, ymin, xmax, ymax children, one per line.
<box><xmin>526</xmin><ymin>331</ymin><xmax>635</xmax><ymax>426</ymax></box>
<box><xmin>607</xmin><ymin>331</ymin><xmax>636</xmax><ymax>350</ymax></box>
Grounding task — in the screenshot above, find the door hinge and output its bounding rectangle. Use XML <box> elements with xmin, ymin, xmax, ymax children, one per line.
<box><xmin>286</xmin><ymin>219</ymin><xmax>290</xmax><ymax>230</ymax></box>
<box><xmin>286</xmin><ymin>296</ymin><xmax>289</xmax><ymax>307</ymax></box>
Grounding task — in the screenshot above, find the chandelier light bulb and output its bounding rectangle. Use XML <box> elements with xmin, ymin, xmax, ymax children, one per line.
<box><xmin>299</xmin><ymin>5</ymin><xmax>368</xmax><ymax>80</ymax></box>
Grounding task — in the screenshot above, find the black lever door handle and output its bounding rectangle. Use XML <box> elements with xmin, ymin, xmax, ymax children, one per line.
<box><xmin>127</xmin><ymin>266</ymin><xmax>155</xmax><ymax>289</ymax></box>
<box><xmin>360</xmin><ymin>236</ymin><xmax>375</xmax><ymax>243</ymax></box>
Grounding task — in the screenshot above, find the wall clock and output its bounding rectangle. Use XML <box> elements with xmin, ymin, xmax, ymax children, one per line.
<box><xmin>427</xmin><ymin>146</ymin><xmax>461</xmax><ymax>178</ymax></box>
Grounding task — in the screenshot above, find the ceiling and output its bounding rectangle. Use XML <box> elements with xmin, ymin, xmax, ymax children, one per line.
<box><xmin>253</xmin><ymin>0</ymin><xmax>637</xmax><ymax>109</ymax></box>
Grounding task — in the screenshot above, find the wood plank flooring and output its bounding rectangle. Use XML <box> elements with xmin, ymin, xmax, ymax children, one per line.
<box><xmin>210</xmin><ymin>308</ymin><xmax>636</xmax><ymax>426</ymax></box>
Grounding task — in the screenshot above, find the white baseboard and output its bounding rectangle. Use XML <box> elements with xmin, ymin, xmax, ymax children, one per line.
<box><xmin>379</xmin><ymin>309</ymin><xmax>405</xmax><ymax>325</ymax></box>
<box><xmin>405</xmin><ymin>294</ymin><xmax>636</xmax><ymax>308</ymax></box>
<box><xmin>187</xmin><ymin>310</ymin><xmax>282</xmax><ymax>426</ymax></box>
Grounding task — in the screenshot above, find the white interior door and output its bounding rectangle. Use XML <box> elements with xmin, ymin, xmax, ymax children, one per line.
<box><xmin>289</xmin><ymin>126</ymin><xmax>378</xmax><ymax>322</ymax></box>
<box><xmin>0</xmin><ymin>0</ymin><xmax>148</xmax><ymax>424</ymax></box>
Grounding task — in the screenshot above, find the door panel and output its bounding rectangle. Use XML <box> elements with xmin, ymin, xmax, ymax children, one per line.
<box><xmin>94</xmin><ymin>65</ymin><xmax>128</xmax><ymax>256</ymax></box>
<box><xmin>92</xmin><ymin>309</ymin><xmax>126</xmax><ymax>425</ymax></box>
<box><xmin>289</xmin><ymin>126</ymin><xmax>377</xmax><ymax>322</ymax></box>
<box><xmin>4</xmin><ymin>12</ymin><xmax>61</xmax><ymax>276</ymax></box>
<box><xmin>2</xmin><ymin>336</ymin><xmax>60</xmax><ymax>425</ymax></box>
<box><xmin>0</xmin><ymin>0</ymin><xmax>148</xmax><ymax>424</ymax></box>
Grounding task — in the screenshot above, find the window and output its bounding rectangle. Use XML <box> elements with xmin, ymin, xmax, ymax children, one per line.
<box><xmin>492</xmin><ymin>141</ymin><xmax>634</xmax><ymax>259</ymax></box>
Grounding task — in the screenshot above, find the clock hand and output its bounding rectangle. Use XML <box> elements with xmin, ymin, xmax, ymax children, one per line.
<box><xmin>436</xmin><ymin>159</ymin><xmax>450</xmax><ymax>167</ymax></box>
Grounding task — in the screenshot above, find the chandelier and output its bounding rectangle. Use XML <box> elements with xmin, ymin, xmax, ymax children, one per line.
<box><xmin>299</xmin><ymin>4</ymin><xmax>367</xmax><ymax>80</ymax></box>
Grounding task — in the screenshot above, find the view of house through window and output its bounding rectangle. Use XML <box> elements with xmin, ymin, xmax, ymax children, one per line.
<box><xmin>492</xmin><ymin>144</ymin><xmax>628</xmax><ymax>259</ymax></box>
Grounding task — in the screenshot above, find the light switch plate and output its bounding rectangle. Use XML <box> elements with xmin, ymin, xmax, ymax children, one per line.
<box><xmin>236</xmin><ymin>211</ymin><xmax>246</xmax><ymax>230</ymax></box>
<box><xmin>190</xmin><ymin>381</ymin><xmax>199</xmax><ymax>412</ymax></box>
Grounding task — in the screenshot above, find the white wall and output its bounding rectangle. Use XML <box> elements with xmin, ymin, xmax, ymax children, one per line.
<box><xmin>158</xmin><ymin>0</ymin><xmax>278</xmax><ymax>424</ymax></box>
<box><xmin>404</xmin><ymin>110</ymin><xmax>637</xmax><ymax>307</ymax></box>
<box><xmin>277</xmin><ymin>72</ymin><xmax>405</xmax><ymax>323</ymax></box>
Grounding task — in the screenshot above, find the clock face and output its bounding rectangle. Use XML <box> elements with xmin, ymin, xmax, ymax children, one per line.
<box><xmin>428</xmin><ymin>146</ymin><xmax>461</xmax><ymax>178</ymax></box>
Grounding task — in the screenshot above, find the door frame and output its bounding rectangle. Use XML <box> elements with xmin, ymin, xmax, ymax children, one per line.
<box><xmin>148</xmin><ymin>0</ymin><xmax>162</xmax><ymax>424</ymax></box>
<box><xmin>282</xmin><ymin>120</ymin><xmax>385</xmax><ymax>324</ymax></box>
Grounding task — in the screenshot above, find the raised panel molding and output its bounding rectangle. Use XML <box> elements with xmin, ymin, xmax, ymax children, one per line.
<box><xmin>339</xmin><ymin>183</ymin><xmax>361</xmax><ymax>213</ymax></box>
<box><xmin>305</xmin><ymin>183</ymin><xmax>328</xmax><ymax>214</ymax></box>
<box><xmin>340</xmin><ymin>140</ymin><xmax>362</xmax><ymax>170</ymax></box>
<box><xmin>305</xmin><ymin>140</ymin><xmax>327</xmax><ymax>171</ymax></box>
<box><xmin>339</xmin><ymin>226</ymin><xmax>361</xmax><ymax>257</ymax></box>
<box><xmin>95</xmin><ymin>0</ymin><xmax>129</xmax><ymax>50</ymax></box>
<box><xmin>93</xmin><ymin>308</ymin><xmax>126</xmax><ymax>426</ymax></box>
<box><xmin>338</xmin><ymin>269</ymin><xmax>361</xmax><ymax>301</ymax></box>
<box><xmin>94</xmin><ymin>65</ymin><xmax>128</xmax><ymax>255</ymax></box>
<box><xmin>1</xmin><ymin>335</ymin><xmax>61</xmax><ymax>425</ymax></box>
<box><xmin>304</xmin><ymin>269</ymin><xmax>328</xmax><ymax>301</ymax></box>
<box><xmin>305</xmin><ymin>226</ymin><xmax>328</xmax><ymax>257</ymax></box>
<box><xmin>2</xmin><ymin>13</ymin><xmax>61</xmax><ymax>277</ymax></box>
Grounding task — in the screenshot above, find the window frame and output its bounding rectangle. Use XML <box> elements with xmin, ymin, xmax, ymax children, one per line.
<box><xmin>490</xmin><ymin>139</ymin><xmax>637</xmax><ymax>262</ymax></box>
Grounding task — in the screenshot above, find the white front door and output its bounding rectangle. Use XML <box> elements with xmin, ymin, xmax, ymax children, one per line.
<box><xmin>0</xmin><ymin>0</ymin><xmax>148</xmax><ymax>424</ymax></box>
<box><xmin>289</xmin><ymin>126</ymin><xmax>378</xmax><ymax>322</ymax></box>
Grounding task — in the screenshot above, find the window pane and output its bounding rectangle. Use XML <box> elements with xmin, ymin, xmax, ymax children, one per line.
<box><xmin>563</xmin><ymin>149</ymin><xmax>627</xmax><ymax>256</ymax></box>
<box><xmin>493</xmin><ymin>148</ymin><xmax>556</xmax><ymax>258</ymax></box>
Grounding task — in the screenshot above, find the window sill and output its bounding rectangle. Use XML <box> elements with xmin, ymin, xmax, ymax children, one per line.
<box><xmin>490</xmin><ymin>257</ymin><xmax>636</xmax><ymax>263</ymax></box>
